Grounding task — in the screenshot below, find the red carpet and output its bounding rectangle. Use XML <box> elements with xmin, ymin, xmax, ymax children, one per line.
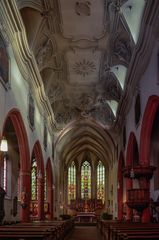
<box><xmin>65</xmin><ymin>226</ymin><xmax>102</xmax><ymax>240</ymax></box>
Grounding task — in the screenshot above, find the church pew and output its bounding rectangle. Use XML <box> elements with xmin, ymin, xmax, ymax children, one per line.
<box><xmin>100</xmin><ymin>222</ymin><xmax>159</xmax><ymax>240</ymax></box>
<box><xmin>0</xmin><ymin>233</ymin><xmax>50</xmax><ymax>239</ymax></box>
<box><xmin>0</xmin><ymin>226</ymin><xmax>56</xmax><ymax>240</ymax></box>
<box><xmin>116</xmin><ymin>230</ymin><xmax>159</xmax><ymax>240</ymax></box>
<box><xmin>13</xmin><ymin>223</ymin><xmax>61</xmax><ymax>239</ymax></box>
<box><xmin>0</xmin><ymin>230</ymin><xmax>51</xmax><ymax>240</ymax></box>
<box><xmin>99</xmin><ymin>220</ymin><xmax>118</xmax><ymax>237</ymax></box>
<box><xmin>122</xmin><ymin>234</ymin><xmax>159</xmax><ymax>240</ymax></box>
<box><xmin>30</xmin><ymin>219</ymin><xmax>74</xmax><ymax>237</ymax></box>
<box><xmin>108</xmin><ymin>224</ymin><xmax>159</xmax><ymax>240</ymax></box>
<box><xmin>14</xmin><ymin>219</ymin><xmax>74</xmax><ymax>239</ymax></box>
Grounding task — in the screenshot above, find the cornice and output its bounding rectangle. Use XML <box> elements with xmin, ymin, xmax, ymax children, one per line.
<box><xmin>0</xmin><ymin>0</ymin><xmax>57</xmax><ymax>134</ymax></box>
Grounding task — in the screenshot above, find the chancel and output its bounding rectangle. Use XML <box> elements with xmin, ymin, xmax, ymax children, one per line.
<box><xmin>0</xmin><ymin>0</ymin><xmax>159</xmax><ymax>239</ymax></box>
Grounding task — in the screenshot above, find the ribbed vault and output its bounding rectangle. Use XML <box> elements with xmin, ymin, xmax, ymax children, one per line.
<box><xmin>55</xmin><ymin>120</ymin><xmax>115</xmax><ymax>169</ymax></box>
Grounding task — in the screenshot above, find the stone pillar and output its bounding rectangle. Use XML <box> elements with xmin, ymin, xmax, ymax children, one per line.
<box><xmin>92</xmin><ymin>165</ymin><xmax>97</xmax><ymax>199</ymax></box>
<box><xmin>20</xmin><ymin>171</ymin><xmax>31</xmax><ymax>222</ymax></box>
<box><xmin>47</xmin><ymin>186</ymin><xmax>53</xmax><ymax>220</ymax></box>
<box><xmin>37</xmin><ymin>177</ymin><xmax>44</xmax><ymax>220</ymax></box>
<box><xmin>77</xmin><ymin>167</ymin><xmax>81</xmax><ymax>200</ymax></box>
<box><xmin>117</xmin><ymin>186</ymin><xmax>123</xmax><ymax>221</ymax></box>
<box><xmin>63</xmin><ymin>168</ymin><xmax>67</xmax><ymax>214</ymax></box>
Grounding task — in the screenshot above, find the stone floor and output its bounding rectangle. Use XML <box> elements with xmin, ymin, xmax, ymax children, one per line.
<box><xmin>65</xmin><ymin>225</ymin><xmax>102</xmax><ymax>240</ymax></box>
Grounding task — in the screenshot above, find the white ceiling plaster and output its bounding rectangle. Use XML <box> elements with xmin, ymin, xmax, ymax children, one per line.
<box><xmin>58</xmin><ymin>0</ymin><xmax>106</xmax><ymax>40</ymax></box>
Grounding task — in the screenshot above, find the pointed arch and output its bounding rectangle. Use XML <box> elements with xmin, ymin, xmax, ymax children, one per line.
<box><xmin>32</xmin><ymin>140</ymin><xmax>44</xmax><ymax>173</ymax></box>
<box><xmin>126</xmin><ymin>132</ymin><xmax>139</xmax><ymax>167</ymax></box>
<box><xmin>139</xmin><ymin>95</ymin><xmax>159</xmax><ymax>222</ymax></box>
<box><xmin>2</xmin><ymin>108</ymin><xmax>30</xmax><ymax>222</ymax></box>
<box><xmin>140</xmin><ymin>95</ymin><xmax>159</xmax><ymax>166</ymax></box>
<box><xmin>31</xmin><ymin>140</ymin><xmax>44</xmax><ymax>220</ymax></box>
<box><xmin>125</xmin><ymin>132</ymin><xmax>139</xmax><ymax>221</ymax></box>
<box><xmin>3</xmin><ymin>108</ymin><xmax>30</xmax><ymax>171</ymax></box>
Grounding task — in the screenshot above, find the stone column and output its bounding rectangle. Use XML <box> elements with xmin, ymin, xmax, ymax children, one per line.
<box><xmin>47</xmin><ymin>186</ymin><xmax>53</xmax><ymax>219</ymax></box>
<box><xmin>37</xmin><ymin>176</ymin><xmax>44</xmax><ymax>220</ymax></box>
<box><xmin>126</xmin><ymin>178</ymin><xmax>133</xmax><ymax>221</ymax></box>
<box><xmin>92</xmin><ymin>163</ymin><xmax>97</xmax><ymax>199</ymax></box>
<box><xmin>77</xmin><ymin>167</ymin><xmax>81</xmax><ymax>200</ymax></box>
<box><xmin>63</xmin><ymin>168</ymin><xmax>67</xmax><ymax>214</ymax></box>
<box><xmin>20</xmin><ymin>171</ymin><xmax>31</xmax><ymax>222</ymax></box>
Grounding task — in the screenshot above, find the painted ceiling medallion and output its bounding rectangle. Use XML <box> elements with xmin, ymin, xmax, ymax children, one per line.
<box><xmin>75</xmin><ymin>1</ymin><xmax>91</xmax><ymax>16</ymax></box>
<box><xmin>73</xmin><ymin>59</ymin><xmax>96</xmax><ymax>77</ymax></box>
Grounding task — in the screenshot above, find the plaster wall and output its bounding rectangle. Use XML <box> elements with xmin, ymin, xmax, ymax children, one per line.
<box><xmin>0</xmin><ymin>43</ymin><xmax>53</xmax><ymax>165</ymax></box>
<box><xmin>125</xmin><ymin>40</ymin><xmax>159</xmax><ymax>158</ymax></box>
<box><xmin>0</xmin><ymin>41</ymin><xmax>54</xmax><ymax>222</ymax></box>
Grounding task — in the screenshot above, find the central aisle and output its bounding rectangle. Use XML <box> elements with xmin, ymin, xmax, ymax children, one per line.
<box><xmin>65</xmin><ymin>226</ymin><xmax>102</xmax><ymax>240</ymax></box>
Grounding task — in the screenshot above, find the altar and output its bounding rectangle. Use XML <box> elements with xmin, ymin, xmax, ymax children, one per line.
<box><xmin>75</xmin><ymin>212</ymin><xmax>96</xmax><ymax>223</ymax></box>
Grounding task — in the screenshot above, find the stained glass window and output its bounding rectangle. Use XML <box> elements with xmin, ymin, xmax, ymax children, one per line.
<box><xmin>31</xmin><ymin>158</ymin><xmax>37</xmax><ymax>200</ymax></box>
<box><xmin>97</xmin><ymin>161</ymin><xmax>105</xmax><ymax>203</ymax></box>
<box><xmin>81</xmin><ymin>161</ymin><xmax>91</xmax><ymax>199</ymax></box>
<box><xmin>68</xmin><ymin>161</ymin><xmax>76</xmax><ymax>204</ymax></box>
<box><xmin>44</xmin><ymin>171</ymin><xmax>47</xmax><ymax>201</ymax></box>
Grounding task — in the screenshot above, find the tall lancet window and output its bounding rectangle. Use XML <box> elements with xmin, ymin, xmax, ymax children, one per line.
<box><xmin>68</xmin><ymin>161</ymin><xmax>76</xmax><ymax>204</ymax></box>
<box><xmin>97</xmin><ymin>161</ymin><xmax>105</xmax><ymax>203</ymax></box>
<box><xmin>31</xmin><ymin>158</ymin><xmax>37</xmax><ymax>200</ymax></box>
<box><xmin>81</xmin><ymin>161</ymin><xmax>91</xmax><ymax>199</ymax></box>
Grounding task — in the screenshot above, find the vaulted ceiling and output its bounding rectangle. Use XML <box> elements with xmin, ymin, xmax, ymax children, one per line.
<box><xmin>17</xmin><ymin>0</ymin><xmax>145</xmax><ymax>128</ymax></box>
<box><xmin>15</xmin><ymin>0</ymin><xmax>146</xmax><ymax>164</ymax></box>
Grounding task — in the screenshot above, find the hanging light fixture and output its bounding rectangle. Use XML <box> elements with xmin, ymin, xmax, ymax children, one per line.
<box><xmin>0</xmin><ymin>136</ymin><xmax>8</xmax><ymax>152</ymax></box>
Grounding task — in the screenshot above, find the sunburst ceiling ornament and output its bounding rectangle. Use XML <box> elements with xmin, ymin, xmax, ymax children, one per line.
<box><xmin>73</xmin><ymin>59</ymin><xmax>96</xmax><ymax>77</ymax></box>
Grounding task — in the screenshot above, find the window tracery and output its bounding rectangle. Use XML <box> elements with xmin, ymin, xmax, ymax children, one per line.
<box><xmin>97</xmin><ymin>161</ymin><xmax>105</xmax><ymax>203</ymax></box>
<box><xmin>31</xmin><ymin>158</ymin><xmax>37</xmax><ymax>200</ymax></box>
<box><xmin>68</xmin><ymin>161</ymin><xmax>76</xmax><ymax>204</ymax></box>
<box><xmin>81</xmin><ymin>161</ymin><xmax>91</xmax><ymax>199</ymax></box>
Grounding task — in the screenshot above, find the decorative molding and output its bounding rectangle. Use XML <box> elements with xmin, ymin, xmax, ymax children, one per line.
<box><xmin>0</xmin><ymin>0</ymin><xmax>58</xmax><ymax>133</ymax></box>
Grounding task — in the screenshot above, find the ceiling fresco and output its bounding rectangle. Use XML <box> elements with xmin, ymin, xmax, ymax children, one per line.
<box><xmin>17</xmin><ymin>0</ymin><xmax>146</xmax><ymax>134</ymax></box>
